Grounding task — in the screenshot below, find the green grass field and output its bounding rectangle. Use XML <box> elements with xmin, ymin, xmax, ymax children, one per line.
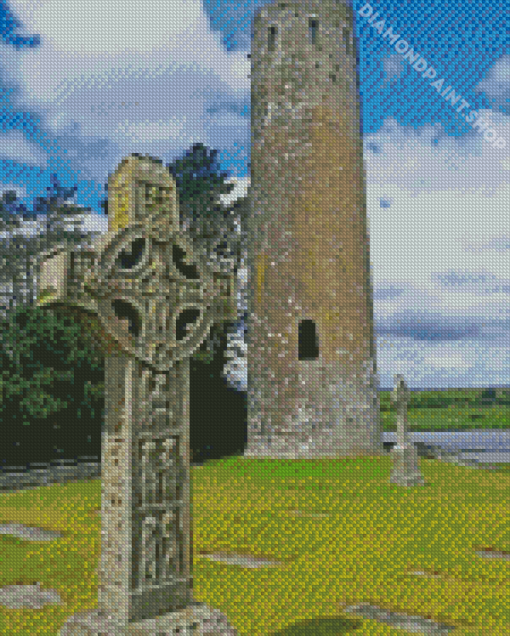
<box><xmin>0</xmin><ymin>404</ymin><xmax>508</xmax><ymax>635</ymax></box>
<box><xmin>380</xmin><ymin>402</ymin><xmax>509</xmax><ymax>432</ymax></box>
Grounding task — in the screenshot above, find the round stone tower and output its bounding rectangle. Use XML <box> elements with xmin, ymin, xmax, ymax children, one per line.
<box><xmin>245</xmin><ymin>0</ymin><xmax>384</xmax><ymax>458</ymax></box>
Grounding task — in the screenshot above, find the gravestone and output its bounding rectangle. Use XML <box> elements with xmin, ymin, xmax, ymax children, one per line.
<box><xmin>36</xmin><ymin>154</ymin><xmax>238</xmax><ymax>635</ymax></box>
<box><xmin>389</xmin><ymin>374</ymin><xmax>425</xmax><ymax>487</ymax></box>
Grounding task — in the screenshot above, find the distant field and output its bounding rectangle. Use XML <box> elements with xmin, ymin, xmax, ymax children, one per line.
<box><xmin>378</xmin><ymin>388</ymin><xmax>510</xmax><ymax>432</ymax></box>
<box><xmin>380</xmin><ymin>404</ymin><xmax>510</xmax><ymax>432</ymax></box>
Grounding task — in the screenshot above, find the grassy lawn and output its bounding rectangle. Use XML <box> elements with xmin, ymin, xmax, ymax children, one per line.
<box><xmin>0</xmin><ymin>410</ymin><xmax>508</xmax><ymax>634</ymax></box>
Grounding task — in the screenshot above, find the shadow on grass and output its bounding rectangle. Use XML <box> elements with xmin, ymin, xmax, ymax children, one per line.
<box><xmin>271</xmin><ymin>616</ymin><xmax>362</xmax><ymax>634</ymax></box>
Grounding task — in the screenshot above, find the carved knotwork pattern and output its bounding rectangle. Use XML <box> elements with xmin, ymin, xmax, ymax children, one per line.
<box><xmin>82</xmin><ymin>226</ymin><xmax>217</xmax><ymax>371</ymax></box>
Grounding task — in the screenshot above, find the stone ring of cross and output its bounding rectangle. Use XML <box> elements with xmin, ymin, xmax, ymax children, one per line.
<box><xmin>38</xmin><ymin>222</ymin><xmax>231</xmax><ymax>374</ymax></box>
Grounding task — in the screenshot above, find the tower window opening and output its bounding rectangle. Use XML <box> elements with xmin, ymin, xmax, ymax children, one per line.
<box><xmin>309</xmin><ymin>19</ymin><xmax>318</xmax><ymax>46</ymax></box>
<box><xmin>268</xmin><ymin>25</ymin><xmax>277</xmax><ymax>51</ymax></box>
<box><xmin>298</xmin><ymin>320</ymin><xmax>319</xmax><ymax>360</ymax></box>
<box><xmin>343</xmin><ymin>27</ymin><xmax>350</xmax><ymax>55</ymax></box>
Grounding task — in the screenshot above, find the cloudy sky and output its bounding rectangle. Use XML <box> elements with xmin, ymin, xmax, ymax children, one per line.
<box><xmin>0</xmin><ymin>0</ymin><xmax>508</xmax><ymax>391</ymax></box>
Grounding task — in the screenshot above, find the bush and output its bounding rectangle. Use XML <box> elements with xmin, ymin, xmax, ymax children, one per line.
<box><xmin>0</xmin><ymin>304</ymin><xmax>104</xmax><ymax>465</ymax></box>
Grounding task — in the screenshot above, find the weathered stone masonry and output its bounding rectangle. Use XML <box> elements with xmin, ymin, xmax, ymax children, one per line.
<box><xmin>246</xmin><ymin>0</ymin><xmax>384</xmax><ymax>458</ymax></box>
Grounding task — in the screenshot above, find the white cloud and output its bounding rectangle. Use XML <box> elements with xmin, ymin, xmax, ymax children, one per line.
<box><xmin>0</xmin><ymin>129</ymin><xmax>49</xmax><ymax>168</ymax></box>
<box><xmin>381</xmin><ymin>52</ymin><xmax>406</xmax><ymax>88</ymax></box>
<box><xmin>364</xmin><ymin>115</ymin><xmax>509</xmax><ymax>196</ymax></box>
<box><xmin>475</xmin><ymin>54</ymin><xmax>510</xmax><ymax>109</ymax></box>
<box><xmin>0</xmin><ymin>205</ymin><xmax>107</xmax><ymax>241</ymax></box>
<box><xmin>364</xmin><ymin>116</ymin><xmax>510</xmax><ymax>292</ymax></box>
<box><xmin>2</xmin><ymin>0</ymin><xmax>250</xmax><ymax>183</ymax></box>
<box><xmin>114</xmin><ymin>116</ymin><xmax>197</xmax><ymax>146</ymax></box>
<box><xmin>0</xmin><ymin>183</ymin><xmax>28</xmax><ymax>199</ymax></box>
<box><xmin>425</xmin><ymin>353</ymin><xmax>472</xmax><ymax>370</ymax></box>
<box><xmin>360</xmin><ymin>113</ymin><xmax>510</xmax><ymax>387</ymax></box>
<box><xmin>29</xmin><ymin>0</ymin><xmax>203</xmax><ymax>57</ymax></box>
<box><xmin>220</xmin><ymin>176</ymin><xmax>250</xmax><ymax>206</ymax></box>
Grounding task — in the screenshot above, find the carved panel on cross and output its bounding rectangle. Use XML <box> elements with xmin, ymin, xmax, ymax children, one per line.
<box><xmin>140</xmin><ymin>515</ymin><xmax>159</xmax><ymax>586</ymax></box>
<box><xmin>161</xmin><ymin>508</ymin><xmax>184</xmax><ymax>581</ymax></box>
<box><xmin>139</xmin><ymin>437</ymin><xmax>181</xmax><ymax>506</ymax></box>
<box><xmin>139</xmin><ymin>368</ymin><xmax>176</xmax><ymax>431</ymax></box>
<box><xmin>135</xmin><ymin>509</ymin><xmax>185</xmax><ymax>589</ymax></box>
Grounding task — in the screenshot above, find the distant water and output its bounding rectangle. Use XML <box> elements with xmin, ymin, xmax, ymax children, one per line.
<box><xmin>378</xmin><ymin>387</ymin><xmax>510</xmax><ymax>391</ymax></box>
<box><xmin>383</xmin><ymin>429</ymin><xmax>509</xmax><ymax>450</ymax></box>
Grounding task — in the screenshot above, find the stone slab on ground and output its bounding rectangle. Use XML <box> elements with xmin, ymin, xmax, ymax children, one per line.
<box><xmin>0</xmin><ymin>582</ymin><xmax>66</xmax><ymax>610</ymax></box>
<box><xmin>342</xmin><ymin>603</ymin><xmax>457</xmax><ymax>634</ymax></box>
<box><xmin>197</xmin><ymin>551</ymin><xmax>284</xmax><ymax>568</ymax></box>
<box><xmin>59</xmin><ymin>603</ymin><xmax>238</xmax><ymax>635</ymax></box>
<box><xmin>0</xmin><ymin>522</ymin><xmax>506</xmax><ymax>633</ymax></box>
<box><xmin>0</xmin><ymin>523</ymin><xmax>64</xmax><ymax>541</ymax></box>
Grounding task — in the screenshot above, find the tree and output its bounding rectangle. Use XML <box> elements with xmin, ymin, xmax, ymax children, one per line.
<box><xmin>166</xmin><ymin>143</ymin><xmax>244</xmax><ymax>365</ymax></box>
<box><xmin>0</xmin><ymin>176</ymin><xmax>101</xmax><ymax>328</ymax></box>
<box><xmin>164</xmin><ymin>144</ymin><xmax>251</xmax><ymax>461</ymax></box>
<box><xmin>167</xmin><ymin>143</ymin><xmax>235</xmax><ymax>258</ymax></box>
<box><xmin>480</xmin><ymin>388</ymin><xmax>497</xmax><ymax>405</ymax></box>
<box><xmin>0</xmin><ymin>190</ymin><xmax>31</xmax><ymax>323</ymax></box>
<box><xmin>0</xmin><ymin>178</ymin><xmax>106</xmax><ymax>461</ymax></box>
<box><xmin>0</xmin><ymin>302</ymin><xmax>104</xmax><ymax>465</ymax></box>
<box><xmin>29</xmin><ymin>172</ymin><xmax>102</xmax><ymax>266</ymax></box>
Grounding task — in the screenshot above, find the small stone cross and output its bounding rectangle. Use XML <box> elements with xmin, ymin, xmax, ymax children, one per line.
<box><xmin>391</xmin><ymin>374</ymin><xmax>411</xmax><ymax>449</ymax></box>
<box><xmin>389</xmin><ymin>374</ymin><xmax>425</xmax><ymax>488</ymax></box>
<box><xmin>37</xmin><ymin>154</ymin><xmax>238</xmax><ymax>634</ymax></box>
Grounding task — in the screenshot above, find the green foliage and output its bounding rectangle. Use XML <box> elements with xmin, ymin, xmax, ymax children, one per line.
<box><xmin>0</xmin><ymin>149</ymin><xmax>240</xmax><ymax>456</ymax></box>
<box><xmin>0</xmin><ymin>303</ymin><xmax>104</xmax><ymax>442</ymax></box>
<box><xmin>168</xmin><ymin>142</ymin><xmax>235</xmax><ymax>240</ymax></box>
<box><xmin>166</xmin><ymin>143</ymin><xmax>243</xmax><ymax>364</ymax></box>
<box><xmin>481</xmin><ymin>387</ymin><xmax>497</xmax><ymax>401</ymax></box>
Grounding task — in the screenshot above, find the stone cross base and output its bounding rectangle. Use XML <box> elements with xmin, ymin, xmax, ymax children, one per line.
<box><xmin>389</xmin><ymin>444</ymin><xmax>426</xmax><ymax>487</ymax></box>
<box><xmin>59</xmin><ymin>602</ymin><xmax>238</xmax><ymax>635</ymax></box>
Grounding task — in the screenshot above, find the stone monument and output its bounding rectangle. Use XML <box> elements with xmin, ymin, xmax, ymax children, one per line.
<box><xmin>389</xmin><ymin>374</ymin><xmax>425</xmax><ymax>487</ymax></box>
<box><xmin>246</xmin><ymin>0</ymin><xmax>384</xmax><ymax>459</ymax></box>
<box><xmin>36</xmin><ymin>154</ymin><xmax>238</xmax><ymax>634</ymax></box>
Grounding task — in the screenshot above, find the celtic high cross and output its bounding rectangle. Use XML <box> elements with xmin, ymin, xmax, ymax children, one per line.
<box><xmin>389</xmin><ymin>374</ymin><xmax>425</xmax><ymax>488</ymax></box>
<box><xmin>391</xmin><ymin>374</ymin><xmax>411</xmax><ymax>449</ymax></box>
<box><xmin>36</xmin><ymin>154</ymin><xmax>238</xmax><ymax>634</ymax></box>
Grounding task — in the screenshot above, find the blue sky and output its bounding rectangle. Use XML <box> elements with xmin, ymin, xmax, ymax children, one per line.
<box><xmin>0</xmin><ymin>0</ymin><xmax>508</xmax><ymax>390</ymax></box>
